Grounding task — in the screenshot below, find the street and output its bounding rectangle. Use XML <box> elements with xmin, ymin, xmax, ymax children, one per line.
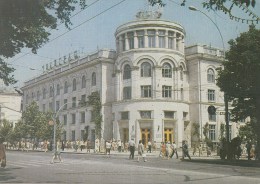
<box><xmin>1</xmin><ymin>151</ymin><xmax>260</xmax><ymax>184</ymax></box>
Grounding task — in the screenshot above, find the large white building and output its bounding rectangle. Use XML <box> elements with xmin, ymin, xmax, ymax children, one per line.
<box><xmin>21</xmin><ymin>12</ymin><xmax>244</xmax><ymax>147</ymax></box>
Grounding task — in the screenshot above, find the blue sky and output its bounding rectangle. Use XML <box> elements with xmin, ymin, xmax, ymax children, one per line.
<box><xmin>6</xmin><ymin>0</ymin><xmax>260</xmax><ymax>88</ymax></box>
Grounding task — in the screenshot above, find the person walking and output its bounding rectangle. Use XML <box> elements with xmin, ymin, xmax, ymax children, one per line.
<box><xmin>105</xmin><ymin>140</ymin><xmax>112</xmax><ymax>157</ymax></box>
<box><xmin>51</xmin><ymin>140</ymin><xmax>63</xmax><ymax>164</ymax></box>
<box><xmin>117</xmin><ymin>140</ymin><xmax>122</xmax><ymax>152</ymax></box>
<box><xmin>182</xmin><ymin>140</ymin><xmax>191</xmax><ymax>160</ymax></box>
<box><xmin>129</xmin><ymin>139</ymin><xmax>135</xmax><ymax>159</ymax></box>
<box><xmin>169</xmin><ymin>141</ymin><xmax>178</xmax><ymax>159</ymax></box>
<box><xmin>137</xmin><ymin>140</ymin><xmax>147</xmax><ymax>162</ymax></box>
<box><xmin>147</xmin><ymin>140</ymin><xmax>152</xmax><ymax>153</ymax></box>
<box><xmin>0</xmin><ymin>138</ymin><xmax>6</xmax><ymax>168</ymax></box>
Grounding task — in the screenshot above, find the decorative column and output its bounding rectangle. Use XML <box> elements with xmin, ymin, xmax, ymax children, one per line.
<box><xmin>125</xmin><ymin>33</ymin><xmax>129</xmax><ymax>51</ymax></box>
<box><xmin>134</xmin><ymin>31</ymin><xmax>138</xmax><ymax>49</ymax></box>
<box><xmin>173</xmin><ymin>32</ymin><xmax>177</xmax><ymax>50</ymax></box>
<box><xmin>155</xmin><ymin>29</ymin><xmax>159</xmax><ymax>48</ymax></box>
<box><xmin>144</xmin><ymin>30</ymin><xmax>148</xmax><ymax>48</ymax></box>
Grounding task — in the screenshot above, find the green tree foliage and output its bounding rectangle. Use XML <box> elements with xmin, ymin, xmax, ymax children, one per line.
<box><xmin>149</xmin><ymin>0</ymin><xmax>258</xmax><ymax>23</ymax></box>
<box><xmin>239</xmin><ymin>121</ymin><xmax>257</xmax><ymax>142</ymax></box>
<box><xmin>87</xmin><ymin>92</ymin><xmax>102</xmax><ymax>140</ymax></box>
<box><xmin>0</xmin><ymin>0</ymin><xmax>87</xmax><ymax>86</ymax></box>
<box><xmin>0</xmin><ymin>119</ymin><xmax>13</xmax><ymax>141</ymax></box>
<box><xmin>22</xmin><ymin>101</ymin><xmax>62</xmax><ymax>141</ymax></box>
<box><xmin>217</xmin><ymin>26</ymin><xmax>260</xmax><ymax>144</ymax></box>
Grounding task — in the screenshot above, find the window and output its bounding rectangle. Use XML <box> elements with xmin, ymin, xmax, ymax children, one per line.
<box><xmin>63</xmin><ymin>131</ymin><xmax>67</xmax><ymax>141</ymax></box>
<box><xmin>49</xmin><ymin>102</ymin><xmax>53</xmax><ymax>111</ymax></box>
<box><xmin>91</xmin><ymin>111</ymin><xmax>95</xmax><ymax>121</ymax></box>
<box><xmin>147</xmin><ymin>30</ymin><xmax>156</xmax><ymax>48</ymax></box>
<box><xmin>127</xmin><ymin>32</ymin><xmax>134</xmax><ymax>49</ymax></box>
<box><xmin>25</xmin><ymin>94</ymin><xmax>29</xmax><ymax>104</ymax></box>
<box><xmin>43</xmin><ymin>88</ymin><xmax>46</xmax><ymax>99</ymax></box>
<box><xmin>158</xmin><ymin>30</ymin><xmax>166</xmax><ymax>48</ymax></box>
<box><xmin>64</xmin><ymin>81</ymin><xmax>68</xmax><ymax>94</ymax></box>
<box><xmin>162</xmin><ymin>86</ymin><xmax>172</xmax><ymax>98</ymax></box>
<box><xmin>208</xmin><ymin>89</ymin><xmax>215</xmax><ymax>102</ymax></box>
<box><xmin>137</xmin><ymin>30</ymin><xmax>144</xmax><ymax>48</ymax></box>
<box><xmin>140</xmin><ymin>111</ymin><xmax>151</xmax><ymax>119</ymax></box>
<box><xmin>72</xmin><ymin>130</ymin><xmax>75</xmax><ymax>141</ymax></box>
<box><xmin>209</xmin><ymin>112</ymin><xmax>216</xmax><ymax>122</ymax></box>
<box><xmin>183</xmin><ymin>112</ymin><xmax>188</xmax><ymax>120</ymax></box>
<box><xmin>31</xmin><ymin>92</ymin><xmax>34</xmax><ymax>100</ymax></box>
<box><xmin>72</xmin><ymin>97</ymin><xmax>77</xmax><ymax>108</ymax></box>
<box><xmin>121</xmin><ymin>111</ymin><xmax>129</xmax><ymax>120</ymax></box>
<box><xmin>80</xmin><ymin>95</ymin><xmax>86</xmax><ymax>106</ymax></box>
<box><xmin>56</xmin><ymin>101</ymin><xmax>60</xmax><ymax>112</ymax></box>
<box><xmin>164</xmin><ymin>111</ymin><xmax>175</xmax><ymax>119</ymax></box>
<box><xmin>122</xmin><ymin>34</ymin><xmax>126</xmax><ymax>51</ymax></box>
<box><xmin>37</xmin><ymin>91</ymin><xmax>40</xmax><ymax>101</ymax></box>
<box><xmin>123</xmin><ymin>64</ymin><xmax>131</xmax><ymax>80</ymax></box>
<box><xmin>141</xmin><ymin>62</ymin><xmax>151</xmax><ymax>77</ymax></box>
<box><xmin>207</xmin><ymin>69</ymin><xmax>215</xmax><ymax>83</ymax></box>
<box><xmin>209</xmin><ymin>125</ymin><xmax>216</xmax><ymax>141</ymax></box>
<box><xmin>179</xmin><ymin>66</ymin><xmax>184</xmax><ymax>81</ymax></box>
<box><xmin>81</xmin><ymin>130</ymin><xmax>85</xmax><ymax>141</ymax></box>
<box><xmin>141</xmin><ymin>85</ymin><xmax>152</xmax><ymax>98</ymax></box>
<box><xmin>168</xmin><ymin>31</ymin><xmax>174</xmax><ymax>49</ymax></box>
<box><xmin>49</xmin><ymin>86</ymin><xmax>54</xmax><ymax>97</ymax></box>
<box><xmin>63</xmin><ymin>99</ymin><xmax>68</xmax><ymax>110</ymax></box>
<box><xmin>71</xmin><ymin>113</ymin><xmax>76</xmax><ymax>124</ymax></box>
<box><xmin>162</xmin><ymin>63</ymin><xmax>172</xmax><ymax>78</ymax></box>
<box><xmin>180</xmin><ymin>88</ymin><xmax>184</xmax><ymax>100</ymax></box>
<box><xmin>81</xmin><ymin>75</ymin><xmax>86</xmax><ymax>88</ymax></box>
<box><xmin>123</xmin><ymin>87</ymin><xmax>131</xmax><ymax>100</ymax></box>
<box><xmin>81</xmin><ymin>112</ymin><xmax>85</xmax><ymax>123</ymax></box>
<box><xmin>73</xmin><ymin>78</ymin><xmax>77</xmax><ymax>91</ymax></box>
<box><xmin>92</xmin><ymin>72</ymin><xmax>96</xmax><ymax>86</ymax></box>
<box><xmin>63</xmin><ymin>115</ymin><xmax>67</xmax><ymax>125</ymax></box>
<box><xmin>56</xmin><ymin>84</ymin><xmax>60</xmax><ymax>95</ymax></box>
<box><xmin>42</xmin><ymin>104</ymin><xmax>45</xmax><ymax>112</ymax></box>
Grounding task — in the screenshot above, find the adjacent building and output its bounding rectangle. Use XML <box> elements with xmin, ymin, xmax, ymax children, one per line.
<box><xmin>20</xmin><ymin>12</ymin><xmax>244</xmax><ymax>147</ymax></box>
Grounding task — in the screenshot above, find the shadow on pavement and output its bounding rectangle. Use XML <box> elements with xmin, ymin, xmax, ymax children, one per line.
<box><xmin>182</xmin><ymin>158</ymin><xmax>260</xmax><ymax>168</ymax></box>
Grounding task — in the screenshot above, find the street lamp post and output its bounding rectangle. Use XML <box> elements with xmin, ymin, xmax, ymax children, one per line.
<box><xmin>189</xmin><ymin>6</ymin><xmax>230</xmax><ymax>155</ymax></box>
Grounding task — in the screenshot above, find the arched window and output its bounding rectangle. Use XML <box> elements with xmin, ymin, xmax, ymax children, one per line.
<box><xmin>162</xmin><ymin>63</ymin><xmax>172</xmax><ymax>78</ymax></box>
<box><xmin>123</xmin><ymin>64</ymin><xmax>131</xmax><ymax>80</ymax></box>
<box><xmin>81</xmin><ymin>75</ymin><xmax>86</xmax><ymax>88</ymax></box>
<box><xmin>72</xmin><ymin>78</ymin><xmax>77</xmax><ymax>91</ymax></box>
<box><xmin>141</xmin><ymin>62</ymin><xmax>152</xmax><ymax>77</ymax></box>
<box><xmin>37</xmin><ymin>91</ymin><xmax>40</xmax><ymax>100</ymax></box>
<box><xmin>56</xmin><ymin>84</ymin><xmax>60</xmax><ymax>95</ymax></box>
<box><xmin>207</xmin><ymin>68</ymin><xmax>215</xmax><ymax>83</ymax></box>
<box><xmin>43</xmin><ymin>88</ymin><xmax>46</xmax><ymax>99</ymax></box>
<box><xmin>179</xmin><ymin>66</ymin><xmax>184</xmax><ymax>81</ymax></box>
<box><xmin>64</xmin><ymin>81</ymin><xmax>68</xmax><ymax>94</ymax></box>
<box><xmin>49</xmin><ymin>86</ymin><xmax>54</xmax><ymax>97</ymax></box>
<box><xmin>92</xmin><ymin>72</ymin><xmax>96</xmax><ymax>86</ymax></box>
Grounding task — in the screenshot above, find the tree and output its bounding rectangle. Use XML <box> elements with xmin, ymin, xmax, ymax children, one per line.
<box><xmin>239</xmin><ymin>121</ymin><xmax>257</xmax><ymax>142</ymax></box>
<box><xmin>0</xmin><ymin>119</ymin><xmax>13</xmax><ymax>142</ymax></box>
<box><xmin>149</xmin><ymin>0</ymin><xmax>258</xmax><ymax>23</ymax></box>
<box><xmin>0</xmin><ymin>0</ymin><xmax>87</xmax><ymax>86</ymax></box>
<box><xmin>217</xmin><ymin>25</ymin><xmax>260</xmax><ymax>146</ymax></box>
<box><xmin>87</xmin><ymin>92</ymin><xmax>102</xmax><ymax>140</ymax></box>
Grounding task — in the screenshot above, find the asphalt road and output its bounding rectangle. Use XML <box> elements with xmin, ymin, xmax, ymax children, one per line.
<box><xmin>1</xmin><ymin>151</ymin><xmax>260</xmax><ymax>184</ymax></box>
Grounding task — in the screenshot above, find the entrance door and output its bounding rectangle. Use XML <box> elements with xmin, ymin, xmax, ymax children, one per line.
<box><xmin>141</xmin><ymin>129</ymin><xmax>151</xmax><ymax>148</ymax></box>
<box><xmin>164</xmin><ymin>128</ymin><xmax>173</xmax><ymax>143</ymax></box>
<box><xmin>123</xmin><ymin>128</ymin><xmax>129</xmax><ymax>144</ymax></box>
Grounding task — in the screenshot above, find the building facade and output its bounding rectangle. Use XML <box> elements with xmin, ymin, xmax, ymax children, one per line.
<box><xmin>21</xmin><ymin>15</ymin><xmax>244</xmax><ymax>147</ymax></box>
<box><xmin>0</xmin><ymin>86</ymin><xmax>22</xmax><ymax>127</ymax></box>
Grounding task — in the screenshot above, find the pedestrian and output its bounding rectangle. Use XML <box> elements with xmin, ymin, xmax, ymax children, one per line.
<box><xmin>61</xmin><ymin>140</ymin><xmax>65</xmax><ymax>151</ymax></box>
<box><xmin>169</xmin><ymin>141</ymin><xmax>178</xmax><ymax>159</ymax></box>
<box><xmin>129</xmin><ymin>139</ymin><xmax>135</xmax><ymax>159</ymax></box>
<box><xmin>137</xmin><ymin>140</ymin><xmax>147</xmax><ymax>162</ymax></box>
<box><xmin>0</xmin><ymin>137</ymin><xmax>6</xmax><ymax>168</ymax></box>
<box><xmin>86</xmin><ymin>140</ymin><xmax>91</xmax><ymax>153</ymax></box>
<box><xmin>117</xmin><ymin>140</ymin><xmax>122</xmax><ymax>152</ymax></box>
<box><xmin>51</xmin><ymin>140</ymin><xmax>63</xmax><ymax>164</ymax></box>
<box><xmin>159</xmin><ymin>142</ymin><xmax>166</xmax><ymax>158</ymax></box>
<box><xmin>106</xmin><ymin>140</ymin><xmax>112</xmax><ymax>157</ymax></box>
<box><xmin>80</xmin><ymin>140</ymin><xmax>85</xmax><ymax>151</ymax></box>
<box><xmin>147</xmin><ymin>140</ymin><xmax>152</xmax><ymax>153</ymax></box>
<box><xmin>182</xmin><ymin>140</ymin><xmax>191</xmax><ymax>160</ymax></box>
<box><xmin>95</xmin><ymin>138</ymin><xmax>100</xmax><ymax>153</ymax></box>
<box><xmin>246</xmin><ymin>140</ymin><xmax>252</xmax><ymax>160</ymax></box>
<box><xmin>166</xmin><ymin>141</ymin><xmax>171</xmax><ymax>159</ymax></box>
